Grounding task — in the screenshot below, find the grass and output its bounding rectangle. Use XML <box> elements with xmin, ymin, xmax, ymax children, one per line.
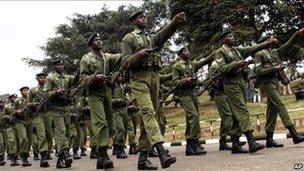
<box><xmin>163</xmin><ymin>78</ymin><xmax>304</xmax><ymax>141</ymax></box>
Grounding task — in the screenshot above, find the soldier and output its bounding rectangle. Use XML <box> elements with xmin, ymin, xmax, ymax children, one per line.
<box><xmin>121</xmin><ymin>11</ymin><xmax>186</xmax><ymax>170</ymax></box>
<box><xmin>0</xmin><ymin>100</ymin><xmax>6</xmax><ymax>166</ymax></box>
<box><xmin>27</xmin><ymin>72</ymin><xmax>50</xmax><ymax>167</ymax></box>
<box><xmin>79</xmin><ymin>33</ymin><xmax>121</xmax><ymax>169</ymax></box>
<box><xmin>3</xmin><ymin>94</ymin><xmax>19</xmax><ymax>166</ymax></box>
<box><xmin>172</xmin><ymin>47</ymin><xmax>214</xmax><ymax>155</ymax></box>
<box><xmin>111</xmin><ymin>71</ymin><xmax>128</xmax><ymax>159</ymax></box>
<box><xmin>14</xmin><ymin>86</ymin><xmax>32</xmax><ymax>167</ymax></box>
<box><xmin>254</xmin><ymin>28</ymin><xmax>304</xmax><ymax>147</ymax></box>
<box><xmin>44</xmin><ymin>59</ymin><xmax>74</xmax><ymax>168</ymax></box>
<box><xmin>214</xmin><ymin>30</ymin><xmax>278</xmax><ymax>153</ymax></box>
<box><xmin>69</xmin><ymin>99</ymin><xmax>81</xmax><ymax>160</ymax></box>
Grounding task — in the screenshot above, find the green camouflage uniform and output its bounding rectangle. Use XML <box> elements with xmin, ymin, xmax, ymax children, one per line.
<box><xmin>112</xmin><ymin>83</ymin><xmax>128</xmax><ymax>146</ymax></box>
<box><xmin>172</xmin><ymin>56</ymin><xmax>213</xmax><ymax>139</ymax></box>
<box><xmin>254</xmin><ymin>32</ymin><xmax>301</xmax><ymax>133</ymax></box>
<box><xmin>14</xmin><ymin>96</ymin><xmax>32</xmax><ymax>157</ymax></box>
<box><xmin>214</xmin><ymin>42</ymin><xmax>270</xmax><ymax>136</ymax></box>
<box><xmin>4</xmin><ymin>102</ymin><xmax>18</xmax><ymax>157</ymax></box>
<box><xmin>44</xmin><ymin>72</ymin><xmax>74</xmax><ymax>153</ymax></box>
<box><xmin>79</xmin><ymin>51</ymin><xmax>121</xmax><ymax>148</ymax></box>
<box><xmin>28</xmin><ymin>85</ymin><xmax>49</xmax><ymax>154</ymax></box>
<box><xmin>121</xmin><ymin>17</ymin><xmax>181</xmax><ymax>150</ymax></box>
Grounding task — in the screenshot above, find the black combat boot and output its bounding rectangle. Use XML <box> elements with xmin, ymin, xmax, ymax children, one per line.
<box><xmin>116</xmin><ymin>145</ymin><xmax>127</xmax><ymax>159</ymax></box>
<box><xmin>266</xmin><ymin>132</ymin><xmax>284</xmax><ymax>148</ymax></box>
<box><xmin>40</xmin><ymin>151</ymin><xmax>50</xmax><ymax>168</ymax></box>
<box><xmin>47</xmin><ymin>151</ymin><xmax>52</xmax><ymax>160</ymax></box>
<box><xmin>21</xmin><ymin>153</ymin><xmax>32</xmax><ymax>167</ymax></box>
<box><xmin>112</xmin><ymin>144</ymin><xmax>117</xmax><ymax>156</ymax></box>
<box><xmin>245</xmin><ymin>131</ymin><xmax>265</xmax><ymax>153</ymax></box>
<box><xmin>129</xmin><ymin>144</ymin><xmax>139</xmax><ymax>155</ymax></box>
<box><xmin>81</xmin><ymin>148</ymin><xmax>87</xmax><ymax>156</ymax></box>
<box><xmin>90</xmin><ymin>146</ymin><xmax>97</xmax><ymax>159</ymax></box>
<box><xmin>148</xmin><ymin>148</ymin><xmax>158</xmax><ymax>157</ymax></box>
<box><xmin>186</xmin><ymin>139</ymin><xmax>194</xmax><ymax>155</ymax></box>
<box><xmin>231</xmin><ymin>136</ymin><xmax>248</xmax><ymax>154</ymax></box>
<box><xmin>192</xmin><ymin>139</ymin><xmax>207</xmax><ymax>155</ymax></box>
<box><xmin>154</xmin><ymin>142</ymin><xmax>176</xmax><ymax>168</ymax></box>
<box><xmin>219</xmin><ymin>137</ymin><xmax>232</xmax><ymax>151</ymax></box>
<box><xmin>33</xmin><ymin>152</ymin><xmax>40</xmax><ymax>161</ymax></box>
<box><xmin>96</xmin><ymin>147</ymin><xmax>114</xmax><ymax>169</ymax></box>
<box><xmin>287</xmin><ymin>125</ymin><xmax>304</xmax><ymax>144</ymax></box>
<box><xmin>73</xmin><ymin>148</ymin><xmax>81</xmax><ymax>160</ymax></box>
<box><xmin>137</xmin><ymin>150</ymin><xmax>157</xmax><ymax>170</ymax></box>
<box><xmin>56</xmin><ymin>152</ymin><xmax>66</xmax><ymax>169</ymax></box>
<box><xmin>0</xmin><ymin>155</ymin><xmax>5</xmax><ymax>166</ymax></box>
<box><xmin>63</xmin><ymin>149</ymin><xmax>73</xmax><ymax>168</ymax></box>
<box><xmin>10</xmin><ymin>156</ymin><xmax>20</xmax><ymax>166</ymax></box>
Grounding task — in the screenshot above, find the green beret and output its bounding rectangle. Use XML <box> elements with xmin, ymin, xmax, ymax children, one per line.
<box><xmin>257</xmin><ymin>35</ymin><xmax>271</xmax><ymax>44</ymax></box>
<box><xmin>219</xmin><ymin>30</ymin><xmax>232</xmax><ymax>40</ymax></box>
<box><xmin>87</xmin><ymin>33</ymin><xmax>100</xmax><ymax>46</ymax></box>
<box><xmin>178</xmin><ymin>47</ymin><xmax>187</xmax><ymax>56</ymax></box>
<box><xmin>9</xmin><ymin>94</ymin><xmax>17</xmax><ymax>98</ymax></box>
<box><xmin>51</xmin><ymin>59</ymin><xmax>63</xmax><ymax>65</ymax></box>
<box><xmin>129</xmin><ymin>11</ymin><xmax>146</xmax><ymax>21</ymax></box>
<box><xmin>19</xmin><ymin>86</ymin><xmax>29</xmax><ymax>91</ymax></box>
<box><xmin>36</xmin><ymin>72</ymin><xmax>47</xmax><ymax>77</ymax></box>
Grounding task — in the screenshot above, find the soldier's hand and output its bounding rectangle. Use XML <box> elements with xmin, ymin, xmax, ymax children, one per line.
<box><xmin>55</xmin><ymin>88</ymin><xmax>65</xmax><ymax>95</ymax></box>
<box><xmin>236</xmin><ymin>60</ymin><xmax>247</xmax><ymax>68</ymax></box>
<box><xmin>298</xmin><ymin>28</ymin><xmax>304</xmax><ymax>37</ymax></box>
<box><xmin>267</xmin><ymin>37</ymin><xmax>278</xmax><ymax>46</ymax></box>
<box><xmin>275</xmin><ymin>64</ymin><xmax>286</xmax><ymax>71</ymax></box>
<box><xmin>175</xmin><ymin>12</ymin><xmax>186</xmax><ymax>24</ymax></box>
<box><xmin>95</xmin><ymin>74</ymin><xmax>107</xmax><ymax>82</ymax></box>
<box><xmin>138</xmin><ymin>48</ymin><xmax>152</xmax><ymax>58</ymax></box>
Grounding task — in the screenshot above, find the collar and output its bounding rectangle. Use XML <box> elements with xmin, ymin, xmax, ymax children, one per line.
<box><xmin>133</xmin><ymin>26</ymin><xmax>148</xmax><ymax>35</ymax></box>
<box><xmin>91</xmin><ymin>50</ymin><xmax>105</xmax><ymax>60</ymax></box>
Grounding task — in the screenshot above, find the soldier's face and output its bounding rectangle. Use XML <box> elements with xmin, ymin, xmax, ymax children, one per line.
<box><xmin>91</xmin><ymin>36</ymin><xmax>102</xmax><ymax>50</ymax></box>
<box><xmin>180</xmin><ymin>48</ymin><xmax>191</xmax><ymax>60</ymax></box>
<box><xmin>0</xmin><ymin>102</ymin><xmax>4</xmax><ymax>109</ymax></box>
<box><xmin>117</xmin><ymin>74</ymin><xmax>123</xmax><ymax>83</ymax></box>
<box><xmin>36</xmin><ymin>75</ymin><xmax>46</xmax><ymax>85</ymax></box>
<box><xmin>133</xmin><ymin>14</ymin><xmax>147</xmax><ymax>28</ymax></box>
<box><xmin>54</xmin><ymin>64</ymin><xmax>64</xmax><ymax>73</ymax></box>
<box><xmin>224</xmin><ymin>33</ymin><xmax>236</xmax><ymax>46</ymax></box>
<box><xmin>20</xmin><ymin>89</ymin><xmax>28</xmax><ymax>97</ymax></box>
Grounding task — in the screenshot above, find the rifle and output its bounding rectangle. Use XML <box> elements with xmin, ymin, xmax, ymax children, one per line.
<box><xmin>36</xmin><ymin>96</ymin><xmax>52</xmax><ymax>113</ymax></box>
<box><xmin>164</xmin><ymin>95</ymin><xmax>180</xmax><ymax>107</ymax></box>
<box><xmin>196</xmin><ymin>73</ymin><xmax>223</xmax><ymax>96</ymax></box>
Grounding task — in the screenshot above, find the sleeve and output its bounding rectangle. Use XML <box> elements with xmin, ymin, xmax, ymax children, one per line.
<box><xmin>121</xmin><ymin>35</ymin><xmax>142</xmax><ymax>70</ymax></box>
<box><xmin>215</xmin><ymin>49</ymin><xmax>239</xmax><ymax>74</ymax></box>
<box><xmin>238</xmin><ymin>41</ymin><xmax>270</xmax><ymax>58</ymax></box>
<box><xmin>27</xmin><ymin>89</ymin><xmax>34</xmax><ymax>103</ymax></box>
<box><xmin>152</xmin><ymin>17</ymin><xmax>179</xmax><ymax>48</ymax></box>
<box><xmin>172</xmin><ymin>66</ymin><xmax>187</xmax><ymax>88</ymax></box>
<box><xmin>79</xmin><ymin>56</ymin><xmax>97</xmax><ymax>87</ymax></box>
<box><xmin>276</xmin><ymin>31</ymin><xmax>300</xmax><ymax>59</ymax></box>
<box><xmin>44</xmin><ymin>76</ymin><xmax>57</xmax><ymax>100</ymax></box>
<box><xmin>193</xmin><ymin>53</ymin><xmax>214</xmax><ymax>72</ymax></box>
<box><xmin>254</xmin><ymin>52</ymin><xmax>277</xmax><ymax>76</ymax></box>
<box><xmin>159</xmin><ymin>73</ymin><xmax>173</xmax><ymax>84</ymax></box>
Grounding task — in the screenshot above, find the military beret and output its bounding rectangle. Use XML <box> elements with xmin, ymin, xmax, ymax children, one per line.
<box><xmin>129</xmin><ymin>11</ymin><xmax>146</xmax><ymax>21</ymax></box>
<box><xmin>51</xmin><ymin>59</ymin><xmax>63</xmax><ymax>65</ymax></box>
<box><xmin>9</xmin><ymin>93</ymin><xmax>17</xmax><ymax>98</ymax></box>
<box><xmin>19</xmin><ymin>86</ymin><xmax>29</xmax><ymax>91</ymax></box>
<box><xmin>177</xmin><ymin>47</ymin><xmax>187</xmax><ymax>56</ymax></box>
<box><xmin>257</xmin><ymin>34</ymin><xmax>271</xmax><ymax>44</ymax></box>
<box><xmin>87</xmin><ymin>33</ymin><xmax>100</xmax><ymax>46</ymax></box>
<box><xmin>219</xmin><ymin>30</ymin><xmax>232</xmax><ymax>40</ymax></box>
<box><xmin>36</xmin><ymin>72</ymin><xmax>47</xmax><ymax>77</ymax></box>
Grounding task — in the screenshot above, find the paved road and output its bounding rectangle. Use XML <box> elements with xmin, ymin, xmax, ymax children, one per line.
<box><xmin>2</xmin><ymin>139</ymin><xmax>304</xmax><ymax>171</ymax></box>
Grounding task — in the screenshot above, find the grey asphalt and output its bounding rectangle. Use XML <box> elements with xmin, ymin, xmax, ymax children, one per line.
<box><xmin>2</xmin><ymin>139</ymin><xmax>303</xmax><ymax>171</ymax></box>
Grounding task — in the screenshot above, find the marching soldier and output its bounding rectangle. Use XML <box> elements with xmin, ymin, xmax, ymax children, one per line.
<box><xmin>44</xmin><ymin>59</ymin><xmax>74</xmax><ymax>168</ymax></box>
<box><xmin>214</xmin><ymin>30</ymin><xmax>278</xmax><ymax>153</ymax></box>
<box><xmin>254</xmin><ymin>28</ymin><xmax>304</xmax><ymax>147</ymax></box>
<box><xmin>172</xmin><ymin>47</ymin><xmax>214</xmax><ymax>155</ymax></box>
<box><xmin>79</xmin><ymin>33</ymin><xmax>121</xmax><ymax>169</ymax></box>
<box><xmin>0</xmin><ymin>100</ymin><xmax>7</xmax><ymax>166</ymax></box>
<box><xmin>121</xmin><ymin>10</ymin><xmax>186</xmax><ymax>170</ymax></box>
<box><xmin>27</xmin><ymin>73</ymin><xmax>50</xmax><ymax>167</ymax></box>
<box><xmin>14</xmin><ymin>86</ymin><xmax>32</xmax><ymax>167</ymax></box>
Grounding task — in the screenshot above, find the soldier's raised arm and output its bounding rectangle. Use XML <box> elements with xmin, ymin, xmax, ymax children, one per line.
<box><xmin>193</xmin><ymin>52</ymin><xmax>215</xmax><ymax>72</ymax></box>
<box><xmin>277</xmin><ymin>28</ymin><xmax>304</xmax><ymax>59</ymax></box>
<box><xmin>238</xmin><ymin>38</ymin><xmax>278</xmax><ymax>58</ymax></box>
